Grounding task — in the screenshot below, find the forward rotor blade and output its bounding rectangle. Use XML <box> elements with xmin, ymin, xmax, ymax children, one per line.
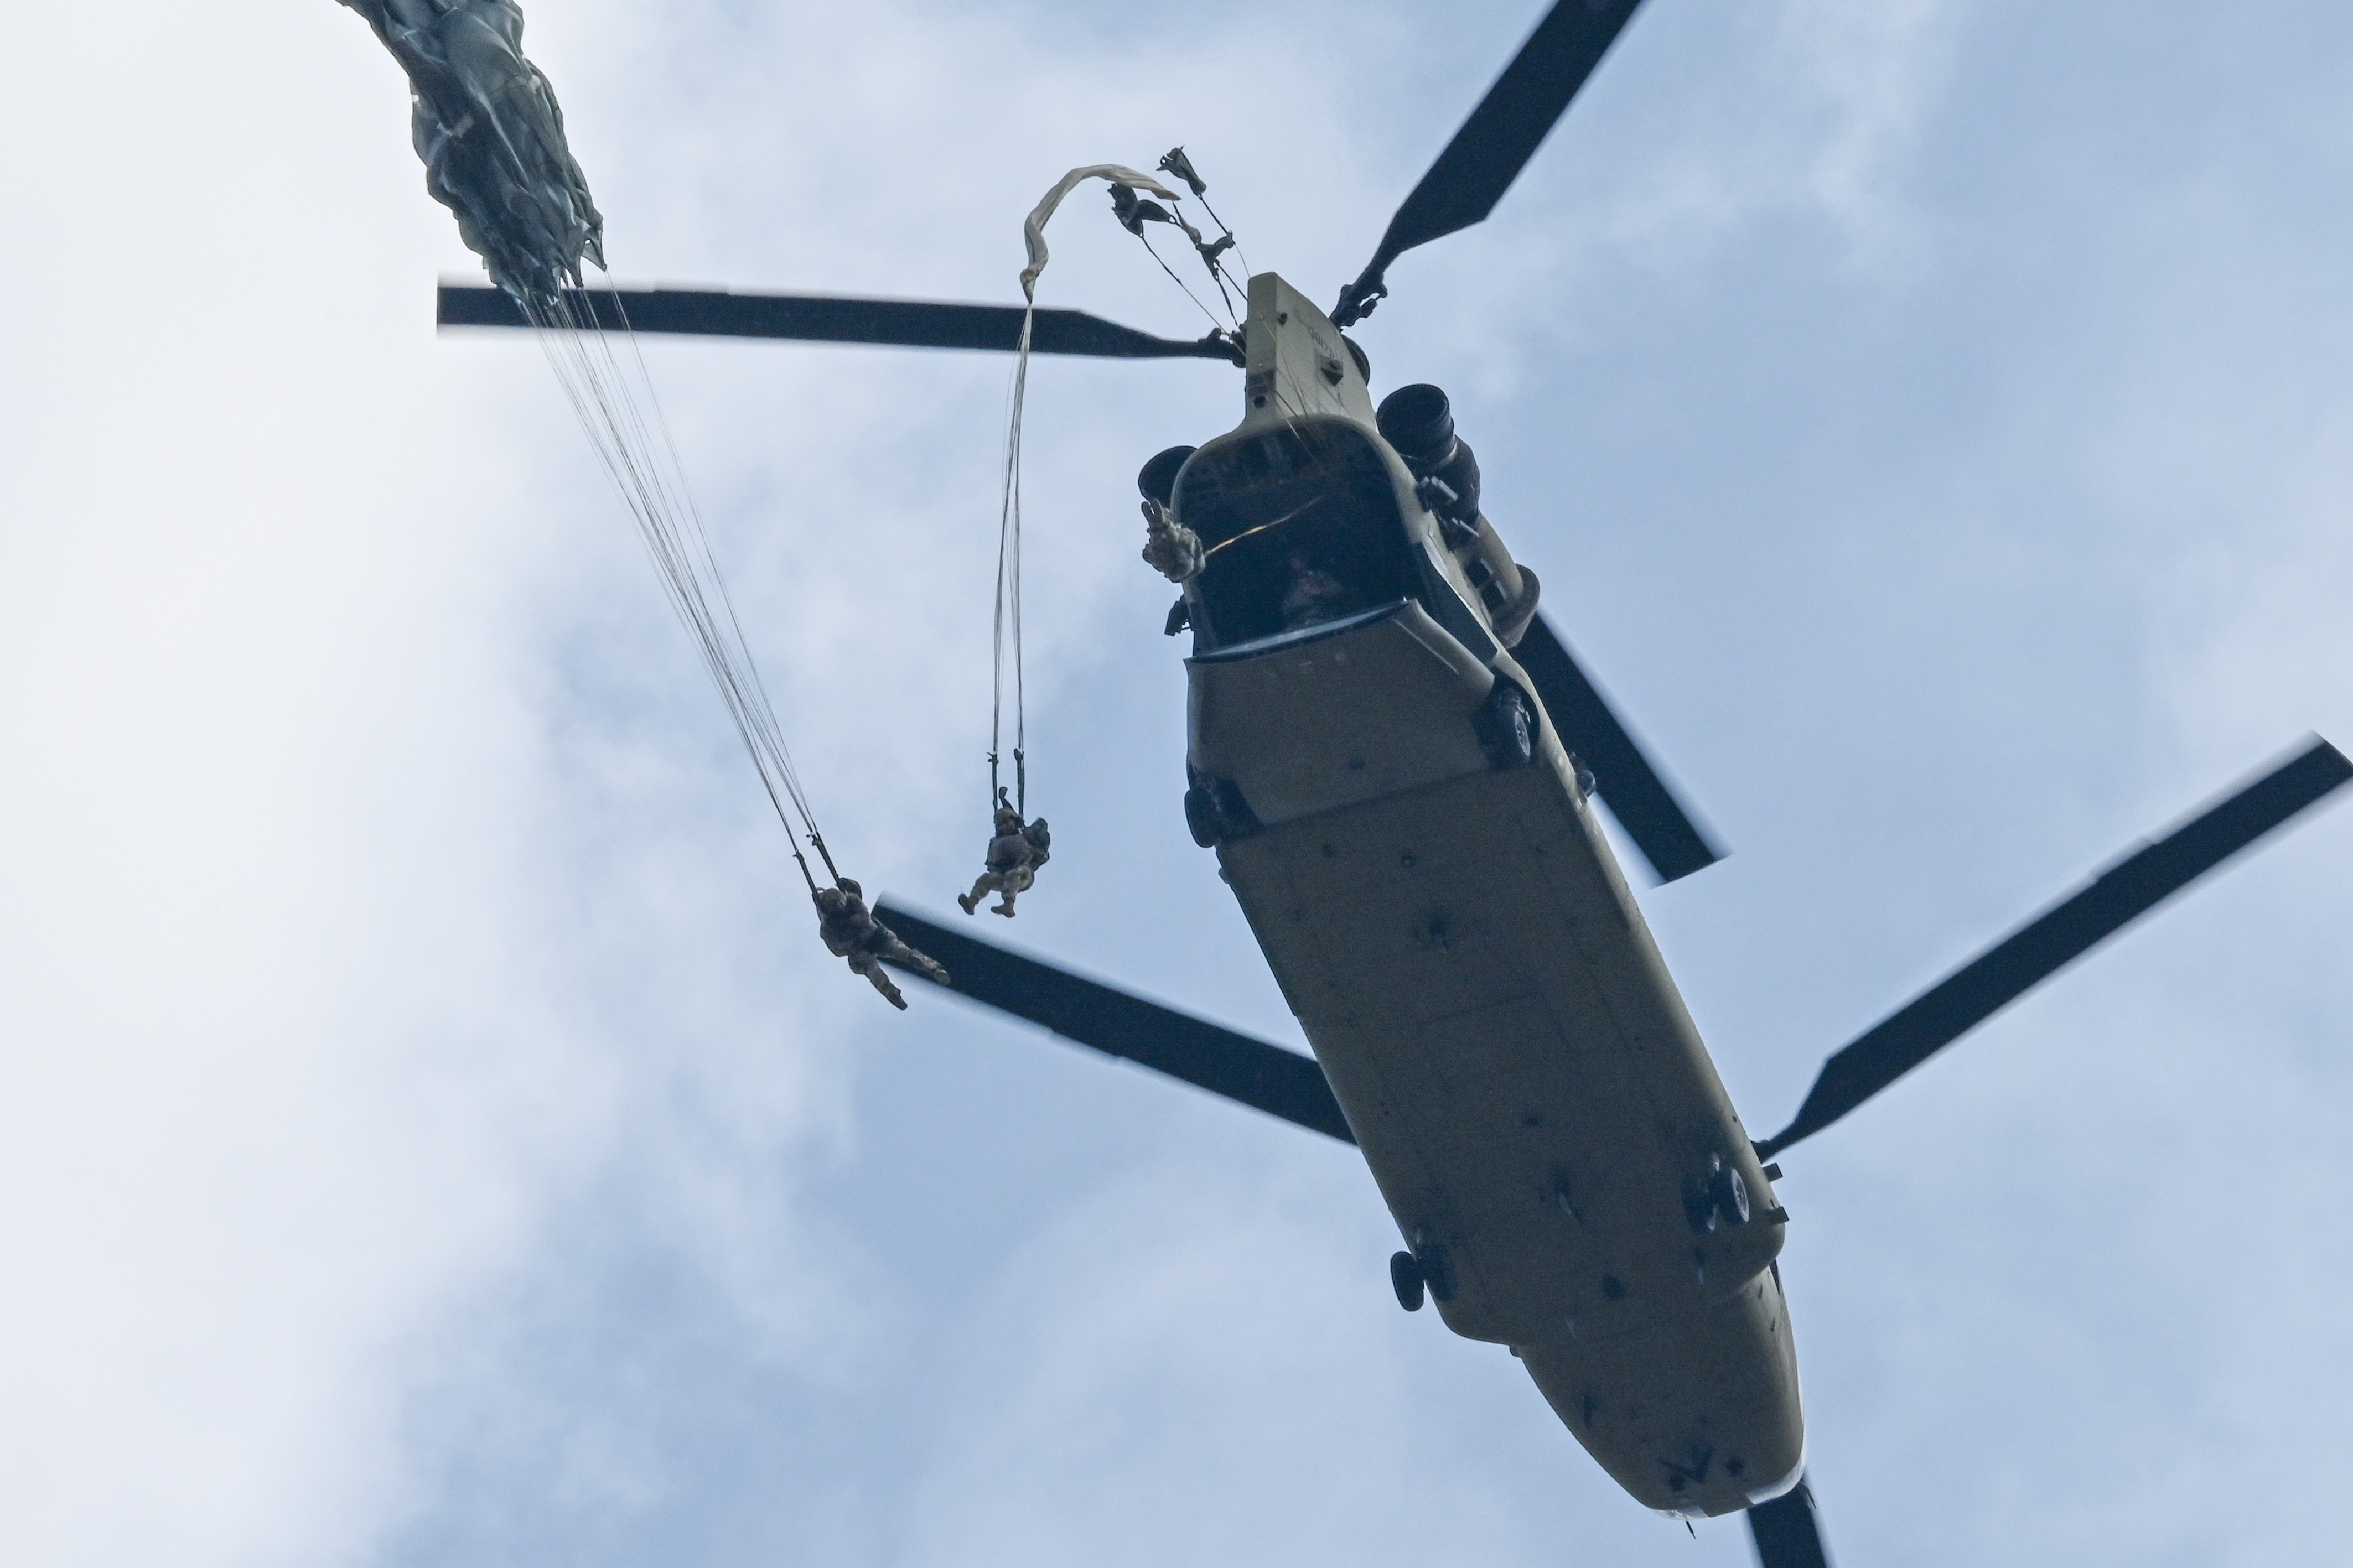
<box><xmin>437</xmin><ymin>282</ymin><xmax>1238</xmax><ymax>360</ymax></box>
<box><xmin>1747</xmin><ymin>1476</ymin><xmax>1832</xmax><ymax>1568</ymax></box>
<box><xmin>1514</xmin><ymin>612</ymin><xmax>1723</xmax><ymax>884</ymax></box>
<box><xmin>1759</xmin><ymin>736</ymin><xmax>2353</xmax><ymax>1159</ymax></box>
<box><xmin>873</xmin><ymin>902</ymin><xmax>1356</xmax><ymax>1144</ymax></box>
<box><xmin>1334</xmin><ymin>0</ymin><xmax>1647</xmax><ymax>324</ymax></box>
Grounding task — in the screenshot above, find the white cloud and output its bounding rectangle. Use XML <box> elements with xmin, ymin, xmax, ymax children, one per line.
<box><xmin>3</xmin><ymin>2</ymin><xmax>2350</xmax><ymax>1566</ymax></box>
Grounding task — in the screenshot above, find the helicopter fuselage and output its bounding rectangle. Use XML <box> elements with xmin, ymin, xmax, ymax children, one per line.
<box><xmin>1171</xmin><ymin>274</ymin><xmax>1801</xmax><ymax>1518</ymax></box>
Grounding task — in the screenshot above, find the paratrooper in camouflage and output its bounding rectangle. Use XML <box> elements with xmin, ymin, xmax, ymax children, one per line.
<box><xmin>958</xmin><ymin>795</ymin><xmax>1053</xmax><ymax>918</ymax></box>
<box><xmin>814</xmin><ymin>878</ymin><xmax>947</xmax><ymax>1009</ymax></box>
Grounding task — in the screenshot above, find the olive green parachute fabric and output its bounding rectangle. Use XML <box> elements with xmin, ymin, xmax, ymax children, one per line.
<box><xmin>338</xmin><ymin>0</ymin><xmax>603</xmax><ymax>309</ymax></box>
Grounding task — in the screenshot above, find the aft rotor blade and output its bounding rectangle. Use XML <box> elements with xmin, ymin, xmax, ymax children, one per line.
<box><xmin>437</xmin><ymin>282</ymin><xmax>1238</xmax><ymax>360</ymax></box>
<box><xmin>1334</xmin><ymin>0</ymin><xmax>1647</xmax><ymax>324</ymax></box>
<box><xmin>1747</xmin><ymin>1476</ymin><xmax>1833</xmax><ymax>1568</ymax></box>
<box><xmin>1515</xmin><ymin>612</ymin><xmax>1723</xmax><ymax>883</ymax></box>
<box><xmin>873</xmin><ymin>902</ymin><xmax>1356</xmax><ymax>1144</ymax></box>
<box><xmin>1759</xmin><ymin>736</ymin><xmax>2353</xmax><ymax>1159</ymax></box>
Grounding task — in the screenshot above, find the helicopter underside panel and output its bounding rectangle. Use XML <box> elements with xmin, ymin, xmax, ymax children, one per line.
<box><xmin>1520</xmin><ymin>1266</ymin><xmax>1805</xmax><ymax>1517</ymax></box>
<box><xmin>1188</xmin><ymin>598</ymin><xmax>1495</xmax><ymax>827</ymax></box>
<box><xmin>1212</xmin><ymin>735</ymin><xmax>1801</xmax><ymax>1515</ymax></box>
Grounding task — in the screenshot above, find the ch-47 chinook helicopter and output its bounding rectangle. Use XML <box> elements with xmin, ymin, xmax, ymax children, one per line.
<box><xmin>439</xmin><ymin>1</ymin><xmax>2353</xmax><ymax>1561</ymax></box>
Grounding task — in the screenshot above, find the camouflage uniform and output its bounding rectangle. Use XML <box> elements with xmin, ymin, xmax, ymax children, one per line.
<box><xmin>814</xmin><ymin>878</ymin><xmax>947</xmax><ymax>1010</ymax></box>
<box><xmin>1141</xmin><ymin>498</ymin><xmax>1205</xmax><ymax>583</ymax></box>
<box><xmin>959</xmin><ymin>802</ymin><xmax>1053</xmax><ymax>918</ymax></box>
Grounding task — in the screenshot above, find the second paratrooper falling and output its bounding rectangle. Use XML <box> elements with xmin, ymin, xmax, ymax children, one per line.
<box><xmin>958</xmin><ymin>792</ymin><xmax>1053</xmax><ymax>918</ymax></box>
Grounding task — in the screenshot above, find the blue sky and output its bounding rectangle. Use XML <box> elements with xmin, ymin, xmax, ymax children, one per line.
<box><xmin>3</xmin><ymin>2</ymin><xmax>2351</xmax><ymax>1565</ymax></box>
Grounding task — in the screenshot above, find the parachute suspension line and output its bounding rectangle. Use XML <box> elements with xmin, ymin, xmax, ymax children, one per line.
<box><xmin>991</xmin><ymin>159</ymin><xmax>1201</xmax><ymax>821</ymax></box>
<box><xmin>1151</xmin><ymin>147</ymin><xmax>1246</xmax><ymax>321</ymax></box>
<box><xmin>990</xmin><ymin>304</ymin><xmax>1034</xmax><ymax>817</ymax></box>
<box><xmin>1134</xmin><ymin>224</ymin><xmax>1235</xmax><ymax>334</ymax></box>
<box><xmin>1201</xmin><ymin>240</ymin><xmax>1245</xmax><ymax>324</ymax></box>
<box><xmin>1191</xmin><ymin>193</ymin><xmax>1248</xmax><ymax>283</ymax></box>
<box><xmin>520</xmin><ymin>276</ymin><xmax>834</xmax><ymax>896</ymax></box>
<box><xmin>593</xmin><ymin>281</ymin><xmax>839</xmax><ymax>885</ymax></box>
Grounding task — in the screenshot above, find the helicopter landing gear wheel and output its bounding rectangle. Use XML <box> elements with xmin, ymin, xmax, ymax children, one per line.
<box><xmin>1708</xmin><ymin>1160</ymin><xmax>1751</xmax><ymax>1227</ymax></box>
<box><xmin>1475</xmin><ymin>680</ymin><xmax>1537</xmax><ymax>770</ymax></box>
<box><xmin>1184</xmin><ymin>785</ymin><xmax>1220</xmax><ymax>848</ymax></box>
<box><xmin>1184</xmin><ymin>769</ymin><xmax>1263</xmax><ymax>848</ymax></box>
<box><xmin>1684</xmin><ymin>1154</ymin><xmax>1752</xmax><ymax>1233</ymax></box>
<box><xmin>1390</xmin><ymin>1250</ymin><xmax>1426</xmax><ymax>1312</ymax></box>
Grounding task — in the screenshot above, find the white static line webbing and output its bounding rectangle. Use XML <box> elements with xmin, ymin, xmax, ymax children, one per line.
<box><xmin>991</xmin><ymin>304</ymin><xmax>1031</xmax><ymax>817</ymax></box>
<box><xmin>992</xmin><ymin>164</ymin><xmax>1189</xmax><ymax>814</ymax></box>
<box><xmin>1017</xmin><ymin>163</ymin><xmax>1183</xmax><ymax>302</ymax></box>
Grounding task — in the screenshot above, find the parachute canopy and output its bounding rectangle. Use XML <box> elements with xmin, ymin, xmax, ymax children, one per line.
<box><xmin>341</xmin><ymin>0</ymin><xmax>603</xmax><ymax>309</ymax></box>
